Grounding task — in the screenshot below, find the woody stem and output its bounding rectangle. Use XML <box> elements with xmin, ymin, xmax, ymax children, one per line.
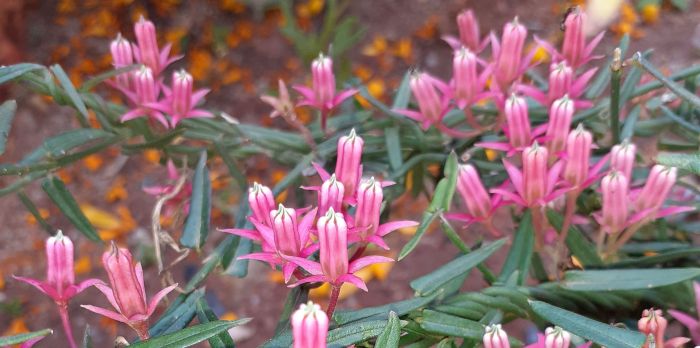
<box><xmin>326</xmin><ymin>284</ymin><xmax>342</xmax><ymax>319</ymax></box>
<box><xmin>57</xmin><ymin>303</ymin><xmax>77</xmax><ymax>348</ymax></box>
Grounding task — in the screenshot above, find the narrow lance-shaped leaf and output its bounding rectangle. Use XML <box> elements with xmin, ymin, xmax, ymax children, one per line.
<box><xmin>326</xmin><ymin>320</ymin><xmax>388</xmax><ymax>347</ymax></box>
<box><xmin>0</xmin><ymin>100</ymin><xmax>17</xmax><ymax>155</ymax></box>
<box><xmin>375</xmin><ymin>311</ymin><xmax>401</xmax><ymax>348</ymax></box>
<box><xmin>42</xmin><ymin>176</ymin><xmax>101</xmax><ymax>242</ymax></box>
<box><xmin>181</xmin><ymin>151</ymin><xmax>212</xmax><ymax>249</ymax></box>
<box><xmin>563</xmin><ymin>268</ymin><xmax>700</xmax><ymax>291</ymax></box>
<box><xmin>150</xmin><ymin>288</ymin><xmax>206</xmax><ymax>337</ymax></box>
<box><xmin>656</xmin><ymin>152</ymin><xmax>700</xmax><ymax>175</ymax></box>
<box><xmin>634</xmin><ymin>52</ymin><xmax>700</xmax><ymax>109</ymax></box>
<box><xmin>195</xmin><ymin>298</ymin><xmax>236</xmax><ymax>348</ymax></box>
<box><xmin>0</xmin><ymin>63</ymin><xmax>45</xmax><ymax>85</ymax></box>
<box><xmin>0</xmin><ymin>328</ymin><xmax>53</xmax><ymax>346</ymax></box>
<box><xmin>50</xmin><ymin>64</ymin><xmax>90</xmax><ymax>126</ymax></box>
<box><xmin>499</xmin><ymin>211</ymin><xmax>534</xmax><ymax>285</ymax></box>
<box><xmin>130</xmin><ymin>320</ymin><xmax>250</xmax><ymax>348</ymax></box>
<box><xmin>442</xmin><ymin>151</ymin><xmax>459</xmax><ymax>211</ymax></box>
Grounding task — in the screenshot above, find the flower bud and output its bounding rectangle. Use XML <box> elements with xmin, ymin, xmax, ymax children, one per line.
<box><xmin>523</xmin><ymin>143</ymin><xmax>549</xmax><ymax>206</ymax></box>
<box><xmin>548</xmin><ymin>62</ymin><xmax>573</xmax><ymax>104</ymax></box>
<box><xmin>110</xmin><ymin>34</ymin><xmax>134</xmax><ymax>90</ymax></box>
<box><xmin>410</xmin><ymin>71</ymin><xmax>444</xmax><ymax>123</ymax></box>
<box><xmin>562</xmin><ymin>7</ymin><xmax>585</xmax><ymax>68</ymax></box>
<box><xmin>563</xmin><ymin>124</ymin><xmax>592</xmax><ymax>187</ymax></box>
<box><xmin>102</xmin><ymin>245</ymin><xmax>148</xmax><ymax>319</ymax></box>
<box><xmin>46</xmin><ymin>231</ymin><xmax>75</xmax><ymax>298</ymax></box>
<box><xmin>317</xmin><ymin>208</ymin><xmax>349</xmax><ymax>282</ymax></box>
<box><xmin>319</xmin><ymin>174</ymin><xmax>345</xmax><ymax>216</ymax></box>
<box><xmin>638</xmin><ymin>308</ymin><xmax>667</xmax><ymax>347</ymax></box>
<box><xmin>335</xmin><ymin>129</ymin><xmax>364</xmax><ymax>197</ymax></box>
<box><xmin>248</xmin><ymin>182</ymin><xmax>275</xmax><ymax>226</ymax></box>
<box><xmin>270</xmin><ymin>204</ymin><xmax>300</xmax><ymax>256</ymax></box>
<box><xmin>610</xmin><ymin>141</ymin><xmax>636</xmax><ymax>181</ymax></box>
<box><xmin>134</xmin><ymin>66</ymin><xmax>158</xmax><ymax>105</ymax></box>
<box><xmin>172</xmin><ymin>70</ymin><xmax>193</xmax><ymax>117</ymax></box>
<box><xmin>601</xmin><ymin>171</ymin><xmax>629</xmax><ymax>234</ymax></box>
<box><xmin>134</xmin><ymin>16</ymin><xmax>160</xmax><ymax>73</ymax></box>
<box><xmin>546</xmin><ymin>96</ymin><xmax>574</xmax><ymax>155</ymax></box>
<box><xmin>494</xmin><ymin>18</ymin><xmax>527</xmax><ymax>88</ymax></box>
<box><xmin>312</xmin><ymin>54</ymin><xmax>336</xmax><ymax>109</ymax></box>
<box><xmin>456</xmin><ymin>164</ymin><xmax>492</xmax><ymax>219</ymax></box>
<box><xmin>544</xmin><ymin>326</ymin><xmax>571</xmax><ymax>348</ymax></box>
<box><xmin>457</xmin><ymin>9</ymin><xmax>480</xmax><ymax>51</ymax></box>
<box><xmin>504</xmin><ymin>94</ymin><xmax>531</xmax><ymax>149</ymax></box>
<box><xmin>635</xmin><ymin>165</ymin><xmax>677</xmax><ymax>213</ymax></box>
<box><xmin>453</xmin><ymin>48</ymin><xmax>479</xmax><ymax>108</ymax></box>
<box><xmin>292</xmin><ymin>301</ymin><xmax>329</xmax><ymax>348</ymax></box>
<box><xmin>355</xmin><ymin>177</ymin><xmax>383</xmax><ymax>240</ymax></box>
<box><xmin>483</xmin><ymin>324</ymin><xmax>511</xmax><ymax>348</ymax></box>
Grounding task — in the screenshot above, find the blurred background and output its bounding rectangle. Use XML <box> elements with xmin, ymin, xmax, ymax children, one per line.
<box><xmin>0</xmin><ymin>0</ymin><xmax>698</xmax><ymax>347</ymax></box>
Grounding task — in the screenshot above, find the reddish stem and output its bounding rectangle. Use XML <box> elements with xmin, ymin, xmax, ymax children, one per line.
<box><xmin>463</xmin><ymin>108</ymin><xmax>482</xmax><ymax>130</ymax></box>
<box><xmin>57</xmin><ymin>303</ymin><xmax>77</xmax><ymax>348</ymax></box>
<box><xmin>349</xmin><ymin>244</ymin><xmax>367</xmax><ymax>263</ymax></box>
<box><xmin>559</xmin><ymin>191</ymin><xmax>579</xmax><ymax>249</ymax></box>
<box><xmin>326</xmin><ymin>284</ymin><xmax>342</xmax><ymax>319</ymax></box>
<box><xmin>531</xmin><ymin>207</ymin><xmax>546</xmax><ymax>251</ymax></box>
<box><xmin>131</xmin><ymin>320</ymin><xmax>150</xmax><ymax>341</ymax></box>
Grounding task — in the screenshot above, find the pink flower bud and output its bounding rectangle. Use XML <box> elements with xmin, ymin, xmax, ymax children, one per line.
<box><xmin>457</xmin><ymin>10</ymin><xmax>480</xmax><ymax>51</ymax></box>
<box><xmin>270</xmin><ymin>204</ymin><xmax>301</xmax><ymax>256</ymax></box>
<box><xmin>453</xmin><ymin>48</ymin><xmax>479</xmax><ymax>108</ymax></box>
<box><xmin>319</xmin><ymin>174</ymin><xmax>345</xmax><ymax>216</ymax></box>
<box><xmin>563</xmin><ymin>124</ymin><xmax>592</xmax><ymax>187</ymax></box>
<box><xmin>638</xmin><ymin>308</ymin><xmax>668</xmax><ymax>348</ymax></box>
<box><xmin>601</xmin><ymin>171</ymin><xmax>629</xmax><ymax>234</ymax></box>
<box><xmin>523</xmin><ymin>143</ymin><xmax>549</xmax><ymax>205</ymax></box>
<box><xmin>335</xmin><ymin>129</ymin><xmax>364</xmax><ymax>198</ymax></box>
<box><xmin>610</xmin><ymin>141</ymin><xmax>636</xmax><ymax>181</ymax></box>
<box><xmin>495</xmin><ymin>18</ymin><xmax>527</xmax><ymax>88</ymax></box>
<box><xmin>562</xmin><ymin>8</ymin><xmax>586</xmax><ymax>68</ymax></box>
<box><xmin>46</xmin><ymin>231</ymin><xmax>75</xmax><ymax>298</ymax></box>
<box><xmin>483</xmin><ymin>324</ymin><xmax>511</xmax><ymax>348</ymax></box>
<box><xmin>355</xmin><ymin>177</ymin><xmax>383</xmax><ymax>240</ymax></box>
<box><xmin>317</xmin><ymin>208</ymin><xmax>349</xmax><ymax>283</ymax></box>
<box><xmin>134</xmin><ymin>66</ymin><xmax>158</xmax><ymax>105</ymax></box>
<box><xmin>504</xmin><ymin>94</ymin><xmax>531</xmax><ymax>149</ymax></box>
<box><xmin>292</xmin><ymin>301</ymin><xmax>329</xmax><ymax>348</ymax></box>
<box><xmin>312</xmin><ymin>54</ymin><xmax>336</xmax><ymax>109</ymax></box>
<box><xmin>134</xmin><ymin>16</ymin><xmax>160</xmax><ymax>74</ymax></box>
<box><xmin>456</xmin><ymin>164</ymin><xmax>492</xmax><ymax>220</ymax></box>
<box><xmin>545</xmin><ymin>95</ymin><xmax>574</xmax><ymax>155</ymax></box>
<box><xmin>102</xmin><ymin>245</ymin><xmax>148</xmax><ymax>320</ymax></box>
<box><xmin>544</xmin><ymin>326</ymin><xmax>571</xmax><ymax>348</ymax></box>
<box><xmin>548</xmin><ymin>62</ymin><xmax>573</xmax><ymax>105</ymax></box>
<box><xmin>172</xmin><ymin>70</ymin><xmax>193</xmax><ymax>117</ymax></box>
<box><xmin>110</xmin><ymin>34</ymin><xmax>134</xmax><ymax>90</ymax></box>
<box><xmin>249</xmin><ymin>182</ymin><xmax>275</xmax><ymax>226</ymax></box>
<box><xmin>635</xmin><ymin>165</ymin><xmax>677</xmax><ymax>213</ymax></box>
<box><xmin>410</xmin><ymin>71</ymin><xmax>444</xmax><ymax>124</ymax></box>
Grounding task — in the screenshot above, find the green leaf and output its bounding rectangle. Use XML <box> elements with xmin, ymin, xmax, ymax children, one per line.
<box><xmin>634</xmin><ymin>53</ymin><xmax>700</xmax><ymax>109</ymax></box>
<box><xmin>196</xmin><ymin>299</ymin><xmax>236</xmax><ymax>348</ymax></box>
<box><xmin>81</xmin><ymin>64</ymin><xmax>139</xmax><ymax>91</ymax></box>
<box><xmin>131</xmin><ymin>320</ymin><xmax>249</xmax><ymax>348</ymax></box>
<box><xmin>0</xmin><ymin>328</ymin><xmax>52</xmax><ymax>346</ymax></box>
<box><xmin>585</xmin><ymin>34</ymin><xmax>629</xmax><ymax>99</ymax></box>
<box><xmin>327</xmin><ymin>319</ymin><xmax>387</xmax><ymax>347</ymax></box>
<box><xmin>82</xmin><ymin>325</ymin><xmax>93</xmax><ymax>348</ymax></box>
<box><xmin>181</xmin><ymin>151</ymin><xmax>212</xmax><ymax>249</ymax></box>
<box><xmin>410</xmin><ymin>239</ymin><xmax>506</xmax><ymax>295</ymax></box>
<box><xmin>385</xmin><ymin>127</ymin><xmax>403</xmax><ymax>171</ymax></box>
<box><xmin>546</xmin><ymin>210</ymin><xmax>603</xmax><ymax>267</ymax></box>
<box><xmin>670</xmin><ymin>0</ymin><xmax>690</xmax><ymax>10</ymax></box>
<box><xmin>398</xmin><ymin>209</ymin><xmax>440</xmax><ymax>261</ymax></box>
<box><xmin>530</xmin><ymin>300</ymin><xmax>646</xmax><ymax>348</ymax></box>
<box><xmin>620</xmin><ymin>105</ymin><xmax>640</xmax><ymax>140</ymax></box>
<box><xmin>50</xmin><ymin>64</ymin><xmax>89</xmax><ymax>126</ymax></box>
<box><xmin>335</xmin><ymin>292</ymin><xmax>439</xmax><ymax>325</ymax></box>
<box><xmin>150</xmin><ymin>288</ymin><xmax>205</xmax><ymax>337</ymax></box>
<box><xmin>0</xmin><ymin>100</ymin><xmax>17</xmax><ymax>155</ymax></box>
<box><xmin>42</xmin><ymin>176</ymin><xmax>101</xmax><ymax>242</ymax></box>
<box><xmin>18</xmin><ymin>128</ymin><xmax>113</xmax><ymax>166</ymax></box>
<box><xmin>657</xmin><ymin>152</ymin><xmax>700</xmax><ymax>175</ymax></box>
<box><xmin>0</xmin><ymin>63</ymin><xmax>45</xmax><ymax>85</ymax></box>
<box><xmin>659</xmin><ymin>106</ymin><xmax>700</xmax><ymax>134</ymax></box>
<box><xmin>18</xmin><ymin>191</ymin><xmax>54</xmax><ymax>234</ymax></box>
<box><xmin>442</xmin><ymin>151</ymin><xmax>459</xmax><ymax>211</ymax></box>
<box><xmin>392</xmin><ymin>71</ymin><xmax>412</xmax><ymax>109</ymax></box>
<box><xmin>419</xmin><ymin>310</ymin><xmax>483</xmax><ymax>339</ymax></box>
<box><xmin>273</xmin><ymin>287</ymin><xmax>309</xmax><ymax>336</ymax></box>
<box><xmin>375</xmin><ymin>311</ymin><xmax>401</xmax><ymax>348</ymax></box>
<box><xmin>499</xmin><ymin>211</ymin><xmax>533</xmax><ymax>285</ymax></box>
<box><xmin>563</xmin><ymin>268</ymin><xmax>700</xmax><ymax>291</ymax></box>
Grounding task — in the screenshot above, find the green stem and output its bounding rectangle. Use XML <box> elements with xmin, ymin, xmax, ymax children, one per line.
<box><xmin>610</xmin><ymin>48</ymin><xmax>623</xmax><ymax>145</ymax></box>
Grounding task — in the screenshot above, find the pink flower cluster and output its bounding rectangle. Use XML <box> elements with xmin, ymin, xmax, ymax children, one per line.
<box><xmin>221</xmin><ymin>129</ymin><xmax>417</xmax><ymax>292</ymax></box>
<box><xmin>109</xmin><ymin>17</ymin><xmax>212</xmax><ymax>128</ymax></box>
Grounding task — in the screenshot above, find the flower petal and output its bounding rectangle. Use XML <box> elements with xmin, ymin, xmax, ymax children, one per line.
<box><xmin>81</xmin><ymin>305</ymin><xmax>130</xmax><ymax>324</ymax></box>
<box><xmin>146</xmin><ymin>283</ymin><xmax>179</xmax><ymax>317</ymax></box>
<box><xmin>376</xmin><ymin>220</ymin><xmax>419</xmax><ymax>237</ymax></box>
<box><xmin>349</xmin><ymin>255</ymin><xmax>394</xmax><ymax>273</ymax></box>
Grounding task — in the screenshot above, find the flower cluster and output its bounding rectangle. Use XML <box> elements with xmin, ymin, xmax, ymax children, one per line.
<box><xmin>110</xmin><ymin>17</ymin><xmax>212</xmax><ymax>128</ymax></box>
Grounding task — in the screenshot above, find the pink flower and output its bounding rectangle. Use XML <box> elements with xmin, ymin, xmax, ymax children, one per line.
<box><xmin>318</xmin><ymin>174</ymin><xmax>344</xmax><ymax>216</ymax></box>
<box><xmin>288</xmin><ymin>208</ymin><xmax>393</xmax><ymax>291</ymax></box>
<box><xmin>150</xmin><ymin>70</ymin><xmax>213</xmax><ymax>128</ymax></box>
<box><xmin>600</xmin><ymin>171</ymin><xmax>629</xmax><ymax>235</ymax></box>
<box><xmin>248</xmin><ymin>182</ymin><xmax>275</xmax><ymax>227</ymax></box>
<box><xmin>120</xmin><ymin>66</ymin><xmax>169</xmax><ymax>127</ymax></box>
<box><xmin>82</xmin><ymin>244</ymin><xmax>178</xmax><ymax>340</ymax></box>
<box><xmin>143</xmin><ymin>160</ymin><xmax>192</xmax><ymax>218</ymax></box>
<box><xmin>110</xmin><ymin>34</ymin><xmax>134</xmax><ymax>91</ymax></box>
<box><xmin>292</xmin><ymin>301</ymin><xmax>328</xmax><ymax>348</ymax></box>
<box><xmin>261</xmin><ymin>79</ymin><xmax>294</xmax><ymax>119</ymax></box>
<box><xmin>517</xmin><ymin>62</ymin><xmax>597</xmax><ymax>109</ymax></box>
<box><xmin>544</xmin><ymin>96</ymin><xmax>574</xmax><ymax>156</ymax></box>
<box><xmin>451</xmin><ymin>47</ymin><xmax>491</xmax><ymax>110</ymax></box>
<box><xmin>353</xmin><ymin>177</ymin><xmax>418</xmax><ymax>249</ymax></box>
<box><xmin>638</xmin><ymin>308</ymin><xmax>690</xmax><ymax>348</ymax></box>
<box><xmin>610</xmin><ymin>141</ymin><xmax>636</xmax><ymax>181</ymax></box>
<box><xmin>627</xmin><ymin>165</ymin><xmax>694</xmax><ymax>226</ymax></box>
<box><xmin>293</xmin><ymin>54</ymin><xmax>357</xmax><ymax>131</ymax></box>
<box><xmin>563</xmin><ymin>124</ymin><xmax>605</xmax><ymax>190</ymax></box>
<box><xmin>561</xmin><ymin>8</ymin><xmax>604</xmax><ymax>69</ymax></box>
<box><xmin>133</xmin><ymin>16</ymin><xmax>180</xmax><ymax>76</ymax></box>
<box><xmin>477</xmin><ymin>94</ymin><xmax>541</xmax><ymax>156</ymax></box>
<box><xmin>445</xmin><ymin>164</ymin><xmax>503</xmax><ymax>236</ymax></box>
<box><xmin>494</xmin><ymin>142</ymin><xmax>566</xmax><ymax>208</ymax></box>
<box><xmin>335</xmin><ymin>129</ymin><xmax>364</xmax><ymax>200</ymax></box>
<box><xmin>669</xmin><ymin>282</ymin><xmax>700</xmax><ymax>345</ymax></box>
<box><xmin>483</xmin><ymin>324</ymin><xmax>510</xmax><ymax>348</ymax></box>
<box><xmin>443</xmin><ymin>9</ymin><xmax>488</xmax><ymax>52</ymax></box>
<box><xmin>396</xmin><ymin>71</ymin><xmax>450</xmax><ymax>130</ymax></box>
<box><xmin>525</xmin><ymin>326</ymin><xmax>592</xmax><ymax>348</ymax></box>
<box><xmin>491</xmin><ymin>18</ymin><xmax>529</xmax><ymax>91</ymax></box>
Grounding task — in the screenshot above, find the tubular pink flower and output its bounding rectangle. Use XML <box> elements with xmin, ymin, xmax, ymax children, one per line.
<box><xmin>523</xmin><ymin>143</ymin><xmax>549</xmax><ymax>204</ymax></box>
<box><xmin>335</xmin><ymin>129</ymin><xmax>364</xmax><ymax>200</ymax></box>
<box><xmin>525</xmin><ymin>327</ymin><xmax>592</xmax><ymax>348</ymax></box>
<box><xmin>249</xmin><ymin>182</ymin><xmax>275</xmax><ymax>226</ymax></box>
<box><xmin>610</xmin><ymin>141</ymin><xmax>636</xmax><ymax>182</ymax></box>
<box><xmin>81</xmin><ymin>244</ymin><xmax>177</xmax><ymax>340</ymax></box>
<box><xmin>517</xmin><ymin>61</ymin><xmax>597</xmax><ymax>109</ymax></box>
<box><xmin>548</xmin><ymin>62</ymin><xmax>573</xmax><ymax>104</ymax></box>
<box><xmin>149</xmin><ymin>69</ymin><xmax>213</xmax><ymax>128</ymax></box>
<box><xmin>119</xmin><ymin>66</ymin><xmax>169</xmax><ymax>127</ymax></box>
<box><xmin>110</xmin><ymin>34</ymin><xmax>134</xmax><ymax>91</ymax></box>
<box><xmin>483</xmin><ymin>324</ymin><xmax>510</xmax><ymax>348</ymax></box>
<box><xmin>133</xmin><ymin>16</ymin><xmax>180</xmax><ymax>76</ymax></box>
<box><xmin>293</xmin><ymin>54</ymin><xmax>357</xmax><ymax>131</ymax></box>
<box><xmin>545</xmin><ymin>95</ymin><xmax>574</xmax><ymax>156</ymax></box>
<box><xmin>261</xmin><ymin>79</ymin><xmax>294</xmax><ymax>119</ymax></box>
<box><xmin>292</xmin><ymin>301</ymin><xmax>329</xmax><ymax>348</ymax></box>
<box><xmin>634</xmin><ymin>165</ymin><xmax>677</xmax><ymax>213</ymax></box>
<box><xmin>669</xmin><ymin>282</ymin><xmax>700</xmax><ymax>345</ymax></box>
<box><xmin>451</xmin><ymin>47</ymin><xmax>491</xmax><ymax>110</ymax></box>
<box><xmin>536</xmin><ymin>7</ymin><xmax>604</xmax><ymax>69</ymax></box>
<box><xmin>601</xmin><ymin>171</ymin><xmax>629</xmax><ymax>235</ymax></box>
<box><xmin>638</xmin><ymin>308</ymin><xmax>684</xmax><ymax>348</ymax></box>
<box><xmin>445</xmin><ymin>164</ymin><xmax>502</xmax><ymax>236</ymax></box>
<box><xmin>492</xmin><ymin>18</ymin><xmax>527</xmax><ymax>90</ymax></box>
<box><xmin>563</xmin><ymin>124</ymin><xmax>592</xmax><ymax>187</ymax></box>
<box><xmin>319</xmin><ymin>174</ymin><xmax>344</xmax><ymax>216</ymax></box>
<box><xmin>457</xmin><ymin>10</ymin><xmax>480</xmax><ymax>51</ymax></box>
<box><xmin>272</xmin><ymin>204</ymin><xmax>302</xmax><ymax>256</ymax></box>
<box><xmin>505</xmin><ymin>94</ymin><xmax>532</xmax><ymax>149</ymax></box>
